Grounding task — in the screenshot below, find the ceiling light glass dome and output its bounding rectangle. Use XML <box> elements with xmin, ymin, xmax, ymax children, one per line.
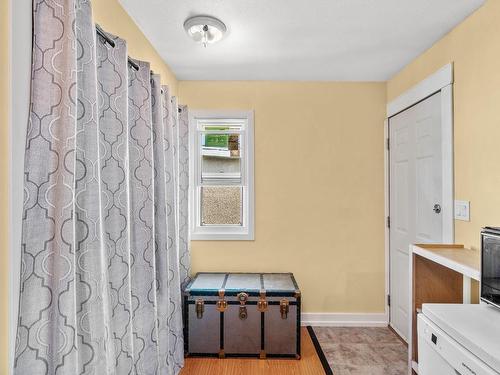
<box><xmin>184</xmin><ymin>16</ymin><xmax>227</xmax><ymax>47</ymax></box>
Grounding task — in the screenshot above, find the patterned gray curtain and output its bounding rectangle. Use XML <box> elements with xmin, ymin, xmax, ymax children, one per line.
<box><xmin>14</xmin><ymin>1</ymin><xmax>187</xmax><ymax>374</ymax></box>
<box><xmin>177</xmin><ymin>105</ymin><xmax>191</xmax><ymax>288</ymax></box>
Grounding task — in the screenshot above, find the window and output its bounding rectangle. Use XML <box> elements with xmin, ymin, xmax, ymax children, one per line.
<box><xmin>190</xmin><ymin>111</ymin><xmax>254</xmax><ymax>240</ymax></box>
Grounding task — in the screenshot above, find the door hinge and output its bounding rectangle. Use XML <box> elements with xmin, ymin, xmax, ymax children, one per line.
<box><xmin>387</xmin><ymin>295</ymin><xmax>391</xmax><ymax>307</ymax></box>
<box><xmin>386</xmin><ymin>216</ymin><xmax>391</xmax><ymax>229</ymax></box>
<box><xmin>386</xmin><ymin>138</ymin><xmax>390</xmax><ymax>150</ymax></box>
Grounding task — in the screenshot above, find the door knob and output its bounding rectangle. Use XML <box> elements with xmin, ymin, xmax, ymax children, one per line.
<box><xmin>433</xmin><ymin>204</ymin><xmax>441</xmax><ymax>214</ymax></box>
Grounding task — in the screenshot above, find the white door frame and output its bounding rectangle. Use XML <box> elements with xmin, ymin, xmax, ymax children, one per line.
<box><xmin>384</xmin><ymin>63</ymin><xmax>455</xmax><ymax>342</ymax></box>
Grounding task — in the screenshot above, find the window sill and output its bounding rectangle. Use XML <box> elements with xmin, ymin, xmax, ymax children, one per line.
<box><xmin>191</xmin><ymin>232</ymin><xmax>255</xmax><ymax>241</ymax></box>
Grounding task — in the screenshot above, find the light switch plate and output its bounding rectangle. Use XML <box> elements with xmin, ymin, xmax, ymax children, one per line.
<box><xmin>454</xmin><ymin>200</ymin><xmax>470</xmax><ymax>221</ymax></box>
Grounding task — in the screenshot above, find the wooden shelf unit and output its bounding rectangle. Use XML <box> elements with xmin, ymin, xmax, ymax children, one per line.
<box><xmin>409</xmin><ymin>244</ymin><xmax>480</xmax><ymax>374</ymax></box>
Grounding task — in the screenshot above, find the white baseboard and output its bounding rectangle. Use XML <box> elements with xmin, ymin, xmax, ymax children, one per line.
<box><xmin>301</xmin><ymin>312</ymin><xmax>388</xmax><ymax>327</ymax></box>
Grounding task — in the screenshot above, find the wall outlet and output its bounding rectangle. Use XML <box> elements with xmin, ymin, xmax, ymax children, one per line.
<box><xmin>454</xmin><ymin>200</ymin><xmax>470</xmax><ymax>221</ymax></box>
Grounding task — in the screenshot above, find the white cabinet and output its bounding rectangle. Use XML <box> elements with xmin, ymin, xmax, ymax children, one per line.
<box><xmin>417</xmin><ymin>304</ymin><xmax>500</xmax><ymax>374</ymax></box>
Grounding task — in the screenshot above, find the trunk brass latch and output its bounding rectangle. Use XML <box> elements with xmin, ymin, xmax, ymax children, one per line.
<box><xmin>280</xmin><ymin>299</ymin><xmax>289</xmax><ymax>319</ymax></box>
<box><xmin>216</xmin><ymin>289</ymin><xmax>227</xmax><ymax>312</ymax></box>
<box><xmin>239</xmin><ymin>305</ymin><xmax>248</xmax><ymax>320</ymax></box>
<box><xmin>257</xmin><ymin>290</ymin><xmax>268</xmax><ymax>312</ymax></box>
<box><xmin>237</xmin><ymin>292</ymin><xmax>249</xmax><ymax>303</ymax></box>
<box><xmin>195</xmin><ymin>298</ymin><xmax>204</xmax><ymax>319</ymax></box>
<box><xmin>238</xmin><ymin>292</ymin><xmax>249</xmax><ymax>320</ymax></box>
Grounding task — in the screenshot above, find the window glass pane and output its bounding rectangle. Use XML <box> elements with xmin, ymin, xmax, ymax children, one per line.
<box><xmin>200</xmin><ymin>123</ymin><xmax>244</xmax><ymax>132</ymax></box>
<box><xmin>201</xmin><ymin>186</ymin><xmax>242</xmax><ymax>225</ymax></box>
<box><xmin>201</xmin><ymin>133</ymin><xmax>241</xmax><ymax>183</ymax></box>
<box><xmin>201</xmin><ymin>133</ymin><xmax>240</xmax><ymax>157</ymax></box>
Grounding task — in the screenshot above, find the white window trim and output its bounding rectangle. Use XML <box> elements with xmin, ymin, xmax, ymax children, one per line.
<box><xmin>189</xmin><ymin>110</ymin><xmax>255</xmax><ymax>241</ymax></box>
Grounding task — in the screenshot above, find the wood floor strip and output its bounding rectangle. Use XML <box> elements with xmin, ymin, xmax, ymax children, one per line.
<box><xmin>306</xmin><ymin>326</ymin><xmax>333</xmax><ymax>375</ymax></box>
<box><xmin>180</xmin><ymin>327</ymin><xmax>326</xmax><ymax>374</ymax></box>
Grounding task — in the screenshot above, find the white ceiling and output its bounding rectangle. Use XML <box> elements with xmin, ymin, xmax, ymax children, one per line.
<box><xmin>119</xmin><ymin>0</ymin><xmax>484</xmax><ymax>81</ymax></box>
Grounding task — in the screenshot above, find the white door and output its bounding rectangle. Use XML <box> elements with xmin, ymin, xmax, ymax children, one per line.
<box><xmin>389</xmin><ymin>92</ymin><xmax>443</xmax><ymax>341</ymax></box>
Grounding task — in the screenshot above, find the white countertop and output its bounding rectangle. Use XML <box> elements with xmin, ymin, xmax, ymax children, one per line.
<box><xmin>412</xmin><ymin>244</ymin><xmax>481</xmax><ymax>280</ymax></box>
<box><xmin>423</xmin><ymin>303</ymin><xmax>500</xmax><ymax>371</ymax></box>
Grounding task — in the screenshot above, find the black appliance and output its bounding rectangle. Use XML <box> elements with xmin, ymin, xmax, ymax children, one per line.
<box><xmin>481</xmin><ymin>227</ymin><xmax>500</xmax><ymax>308</ymax></box>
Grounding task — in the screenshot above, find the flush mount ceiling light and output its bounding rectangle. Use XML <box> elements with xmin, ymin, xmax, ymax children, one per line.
<box><xmin>184</xmin><ymin>15</ymin><xmax>227</xmax><ymax>47</ymax></box>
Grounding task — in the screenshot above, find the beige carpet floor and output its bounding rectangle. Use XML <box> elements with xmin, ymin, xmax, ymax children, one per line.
<box><xmin>312</xmin><ymin>327</ymin><xmax>408</xmax><ymax>375</ymax></box>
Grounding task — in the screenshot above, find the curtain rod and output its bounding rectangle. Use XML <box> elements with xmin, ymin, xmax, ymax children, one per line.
<box><xmin>96</xmin><ymin>25</ymin><xmax>180</xmax><ymax>109</ymax></box>
<box><xmin>96</xmin><ymin>24</ymin><xmax>140</xmax><ymax>71</ymax></box>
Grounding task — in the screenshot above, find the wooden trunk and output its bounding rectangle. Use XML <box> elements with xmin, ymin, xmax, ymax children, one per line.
<box><xmin>184</xmin><ymin>273</ymin><xmax>301</xmax><ymax>359</ymax></box>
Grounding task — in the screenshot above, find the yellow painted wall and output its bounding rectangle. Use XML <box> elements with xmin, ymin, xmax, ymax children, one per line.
<box><xmin>387</xmin><ymin>0</ymin><xmax>500</xmax><ymax>252</ymax></box>
<box><xmin>3</xmin><ymin>0</ymin><xmax>495</xmax><ymax>370</ymax></box>
<box><xmin>0</xmin><ymin>0</ymin><xmax>9</xmax><ymax>372</ymax></box>
<box><xmin>93</xmin><ymin>0</ymin><xmax>178</xmax><ymax>94</ymax></box>
<box><xmin>179</xmin><ymin>81</ymin><xmax>387</xmax><ymax>313</ymax></box>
